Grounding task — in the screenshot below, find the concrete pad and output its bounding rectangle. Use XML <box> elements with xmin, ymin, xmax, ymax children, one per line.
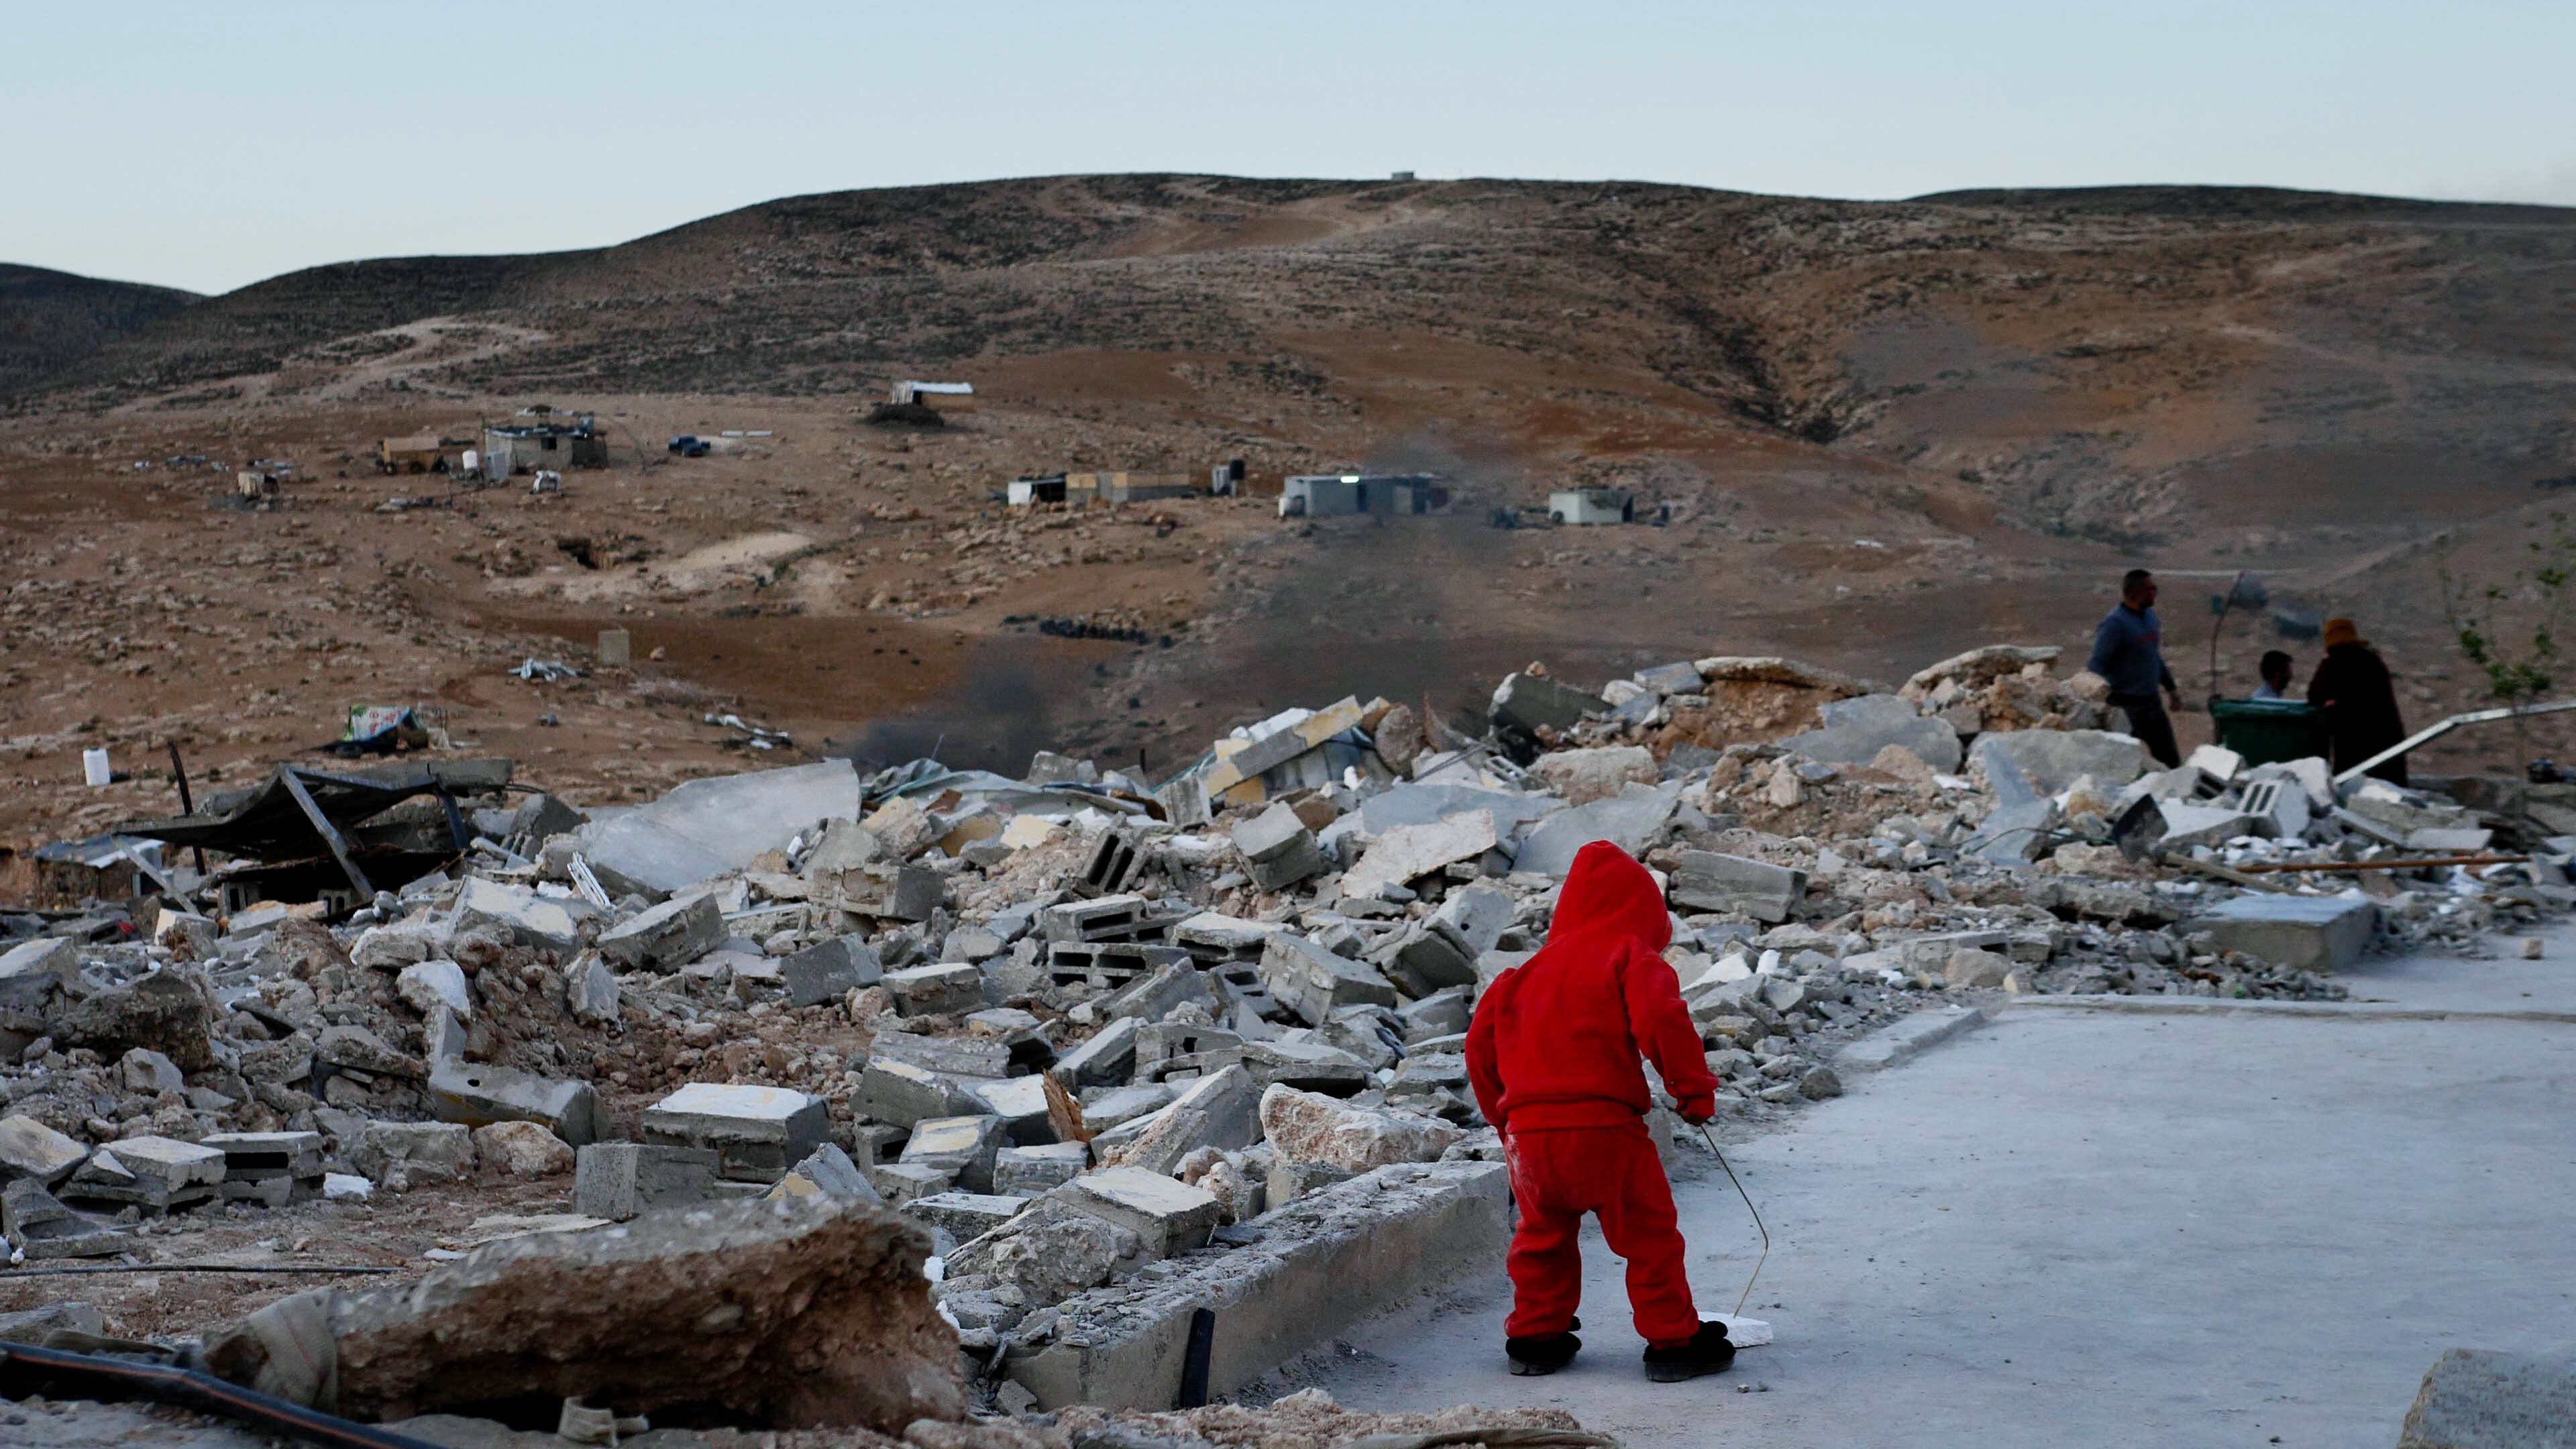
<box><xmin>2190</xmin><ymin>894</ymin><xmax>2377</xmax><ymax>972</ymax></box>
<box><xmin>1291</xmin><ymin>943</ymin><xmax>2576</xmax><ymax>1448</ymax></box>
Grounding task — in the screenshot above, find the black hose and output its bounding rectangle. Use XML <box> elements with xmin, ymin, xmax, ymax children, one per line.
<box><xmin>0</xmin><ymin>1340</ymin><xmax>444</xmax><ymax>1449</ymax></box>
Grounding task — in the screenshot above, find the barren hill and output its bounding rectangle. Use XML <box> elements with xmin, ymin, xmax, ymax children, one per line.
<box><xmin>0</xmin><ymin>262</ymin><xmax>197</xmax><ymax>397</ymax></box>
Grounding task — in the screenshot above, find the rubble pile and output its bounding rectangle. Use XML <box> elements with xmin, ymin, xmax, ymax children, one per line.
<box><xmin>3</xmin><ymin>639</ymin><xmax>2570</xmax><ymax>1429</ymax></box>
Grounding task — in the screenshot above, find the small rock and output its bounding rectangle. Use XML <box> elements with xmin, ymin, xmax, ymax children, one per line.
<box><xmin>473</xmin><ymin>1121</ymin><xmax>576</xmax><ymax>1179</ymax></box>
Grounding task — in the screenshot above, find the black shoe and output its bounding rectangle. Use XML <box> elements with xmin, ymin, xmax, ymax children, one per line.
<box><xmin>1642</xmin><ymin>1321</ymin><xmax>1734</xmax><ymax>1382</ymax></box>
<box><xmin>1507</xmin><ymin>1330</ymin><xmax>1582</xmax><ymax>1377</ymax></box>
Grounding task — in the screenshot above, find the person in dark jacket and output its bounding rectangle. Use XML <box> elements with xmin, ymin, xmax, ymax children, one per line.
<box><xmin>2086</xmin><ymin>568</ymin><xmax>2184</xmax><ymax>766</ymax></box>
<box><xmin>1465</xmin><ymin>841</ymin><xmax>1733</xmax><ymax>1382</ymax></box>
<box><xmin>2308</xmin><ymin>617</ymin><xmax>2408</xmax><ymax>784</ymax></box>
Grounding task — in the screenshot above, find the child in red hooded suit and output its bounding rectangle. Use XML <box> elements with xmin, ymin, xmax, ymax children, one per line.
<box><xmin>1465</xmin><ymin>840</ymin><xmax>1733</xmax><ymax>1381</ymax></box>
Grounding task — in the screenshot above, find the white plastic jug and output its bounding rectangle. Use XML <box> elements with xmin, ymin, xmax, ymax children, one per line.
<box><xmin>83</xmin><ymin>748</ymin><xmax>112</xmax><ymax>786</ymax></box>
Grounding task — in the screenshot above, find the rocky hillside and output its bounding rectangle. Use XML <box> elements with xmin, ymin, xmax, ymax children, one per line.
<box><xmin>11</xmin><ymin>176</ymin><xmax>2576</xmax><ymax>541</ymax></box>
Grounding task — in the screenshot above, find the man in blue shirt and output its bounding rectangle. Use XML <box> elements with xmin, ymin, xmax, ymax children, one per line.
<box><xmin>2086</xmin><ymin>568</ymin><xmax>2184</xmax><ymax>766</ymax></box>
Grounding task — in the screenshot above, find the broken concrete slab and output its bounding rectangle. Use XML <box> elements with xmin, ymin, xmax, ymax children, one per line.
<box><xmin>394</xmin><ymin>959</ymin><xmax>472</xmax><ymax>1022</ymax></box>
<box><xmin>1783</xmin><ymin>694</ymin><xmax>1964</xmax><ymax>774</ymax></box>
<box><xmin>3</xmin><ymin>1177</ymin><xmax>126</xmax><ymax>1258</ymax></box>
<box><xmin>210</xmin><ymin>1196</ymin><xmax>959</xmax><ymax>1432</ymax></box>
<box><xmin>964</xmin><ymin>1074</ymin><xmax>1057</xmax><ymax>1146</ymax></box>
<box><xmin>1007</xmin><ymin>1161</ymin><xmax>1510</xmax><ymax>1411</ymax></box>
<box><xmin>2189</xmin><ymin>895</ymin><xmax>2377</xmax><ymax>973</ymax></box>
<box><xmin>572</xmin><ymin>1142</ymin><xmax>716</xmax><ymax>1220</ymax></box>
<box><xmin>903</xmin><ymin>1191</ymin><xmax>1026</xmax><ymax>1242</ymax></box>
<box><xmin>1091</xmin><ymin>1064</ymin><xmax>1262</xmax><ymax>1157</ymax></box>
<box><xmin>578</xmin><ymin>759</ymin><xmax>863</xmax><ymax>899</ymax></box>
<box><xmin>1259</xmin><ymin>1084</ymin><xmax>1463</xmax><ymax>1171</ymax></box>
<box><xmin>640</xmin><ymin>1083</ymin><xmax>829</xmax><ymax>1182</ymax></box>
<box><xmin>1668</xmin><ymin>851</ymin><xmax>1805</xmax><ymax>924</ymax></box>
<box><xmin>596</xmin><ymin>892</ymin><xmax>724</xmax><ymax>971</ymax></box>
<box><xmin>353</xmin><ymin>1121</ymin><xmax>478</xmax><ymax>1189</ymax></box>
<box><xmin>454</xmin><ymin>878</ymin><xmax>584</xmax><ymax>955</ymax></box>
<box><xmin>1342</xmin><ymin>810</ymin><xmax>1499</xmax><ymax>896</ymax></box>
<box><xmin>2397</xmin><ymin>1346</ymin><xmax>2576</xmax><ymax>1449</ymax></box>
<box><xmin>1532</xmin><ymin>745</ymin><xmax>1659</xmax><ymax>805</ymax></box>
<box><xmin>1511</xmin><ymin>780</ymin><xmax>1684</xmax><ymax>877</ymax></box>
<box><xmin>2157</xmin><ymin>799</ymin><xmax>2259</xmax><ymax>850</ymax></box>
<box><xmin>1972</xmin><ymin>728</ymin><xmax>2152</xmax><ymax>800</ymax></box>
<box><xmin>1053</xmin><ymin>1016</ymin><xmax>1140</xmax><ymax>1087</ymax></box>
<box><xmin>0</xmin><ymin>1114</ymin><xmax>90</xmax><ymax>1186</ymax></box>
<box><xmin>429</xmin><ymin>1059</ymin><xmax>599</xmax><ymax>1146</ymax></box>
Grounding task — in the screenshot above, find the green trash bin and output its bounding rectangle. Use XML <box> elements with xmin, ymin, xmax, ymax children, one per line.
<box><xmin>2208</xmin><ymin>698</ymin><xmax>2329</xmax><ymax>767</ymax></box>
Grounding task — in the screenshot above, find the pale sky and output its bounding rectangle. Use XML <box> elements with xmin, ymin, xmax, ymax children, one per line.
<box><xmin>8</xmin><ymin>0</ymin><xmax>2572</xmax><ymax>295</ymax></box>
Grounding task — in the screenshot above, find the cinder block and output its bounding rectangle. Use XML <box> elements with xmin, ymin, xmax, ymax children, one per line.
<box><xmin>2188</xmin><ymin>895</ymin><xmax>2377</xmax><ymax>973</ymax></box>
<box><xmin>429</xmin><ymin>1059</ymin><xmax>600</xmax><ymax>1146</ymax></box>
<box><xmin>1234</xmin><ymin>804</ymin><xmax>1325</xmax><ymax>892</ymax></box>
<box><xmin>883</xmin><ymin>961</ymin><xmax>987</xmax><ymax>1016</ymax></box>
<box><xmin>866</xmin><ymin>1160</ymin><xmax>955</xmax><ymax>1203</ymax></box>
<box><xmin>859</xmin><ymin>1057</ymin><xmax>983</xmax><ymax>1128</ymax></box>
<box><xmin>1059</xmin><ymin>1165</ymin><xmax>1224</xmax><ymax>1258</ymax></box>
<box><xmin>1668</xmin><ymin>851</ymin><xmax>1804</xmax><ymax>923</ymax></box>
<box><xmin>996</xmin><ymin>1140</ymin><xmax>1090</xmax><ymax>1195</ymax></box>
<box><xmin>1258</xmin><ymin>932</ymin><xmax>1397</xmax><ymax>1025</ymax></box>
<box><xmin>1051</xmin><ymin>1017</ymin><xmax>1140</xmax><ymax>1087</ymax></box>
<box><xmin>903</xmin><ymin>1191</ymin><xmax>1027</xmax><ymax>1242</ymax></box>
<box><xmin>639</xmin><ymin>1083</ymin><xmax>828</xmax><ymax>1182</ymax></box>
<box><xmin>898</xmin><ymin>1114</ymin><xmax>1008</xmax><ymax>1194</ymax></box>
<box><xmin>780</xmin><ymin>934</ymin><xmax>883</xmax><ymax>1006</ymax></box>
<box><xmin>573</xmin><ymin>1141</ymin><xmax>720</xmax><ymax>1220</ymax></box>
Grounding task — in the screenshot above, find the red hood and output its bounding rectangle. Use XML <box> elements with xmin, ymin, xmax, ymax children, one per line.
<box><xmin>1548</xmin><ymin>841</ymin><xmax>1671</xmax><ymax>953</ymax></box>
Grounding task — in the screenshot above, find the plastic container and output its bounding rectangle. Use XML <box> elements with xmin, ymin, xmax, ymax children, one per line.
<box><xmin>2208</xmin><ymin>698</ymin><xmax>2328</xmax><ymax>767</ymax></box>
<box><xmin>82</xmin><ymin>747</ymin><xmax>112</xmax><ymax>786</ymax></box>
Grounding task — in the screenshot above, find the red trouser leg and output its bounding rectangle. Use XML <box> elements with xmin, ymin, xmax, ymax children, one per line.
<box><xmin>1503</xmin><ymin>1122</ymin><xmax>1699</xmax><ymax>1346</ymax></box>
<box><xmin>1593</xmin><ymin>1132</ymin><xmax>1701</xmax><ymax>1348</ymax></box>
<box><xmin>1504</xmin><ymin>1132</ymin><xmax>1585</xmax><ymax>1338</ymax></box>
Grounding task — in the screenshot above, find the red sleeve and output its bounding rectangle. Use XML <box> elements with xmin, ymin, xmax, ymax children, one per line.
<box><xmin>1464</xmin><ymin>981</ymin><xmax>1510</xmax><ymax>1135</ymax></box>
<box><xmin>1623</xmin><ymin>943</ymin><xmax>1719</xmax><ymax>1116</ymax></box>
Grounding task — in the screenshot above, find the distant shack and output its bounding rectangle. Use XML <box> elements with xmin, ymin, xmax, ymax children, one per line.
<box><xmin>892</xmin><ymin>380</ymin><xmax>975</xmax><ymax>415</ymax></box>
<box><xmin>482</xmin><ymin>419</ymin><xmax>607</xmax><ymax>476</ymax></box>
<box><xmin>1278</xmin><ymin>473</ymin><xmax>1450</xmax><ymax>519</ymax></box>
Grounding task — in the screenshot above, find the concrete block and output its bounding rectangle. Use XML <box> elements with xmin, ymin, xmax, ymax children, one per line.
<box><xmin>641</xmin><ymin>1083</ymin><xmax>829</xmax><ymax>1182</ymax></box>
<box><xmin>1240</xmin><ymin>1038</ymin><xmax>1373</xmax><ymax>1095</ymax></box>
<box><xmin>1490</xmin><ymin>672</ymin><xmax>1603</xmax><ymax>737</ymax></box>
<box><xmin>454</xmin><ymin>877</ymin><xmax>582</xmax><ymax>955</ymax></box>
<box><xmin>860</xmin><ymin>1057</ymin><xmax>984</xmax><ymax>1127</ymax></box>
<box><xmin>1380</xmin><ymin>924</ymin><xmax>1477</xmax><ymax>998</ymax></box>
<box><xmin>866</xmin><ymin>1160</ymin><xmax>954</xmax><ymax>1203</ymax></box>
<box><xmin>1972</xmin><ymin>729</ymin><xmax>2151</xmax><ymax>798</ymax></box>
<box><xmin>1102</xmin><ymin>961</ymin><xmax>1218</xmax><ymax>1022</ymax></box>
<box><xmin>2189</xmin><ymin>895</ymin><xmax>2377</xmax><ymax>973</ymax></box>
<box><xmin>1669</xmin><ymin>851</ymin><xmax>1805</xmax><ymax>923</ymax></box>
<box><xmin>2398</xmin><ymin>1346</ymin><xmax>2576</xmax><ymax>1449</ymax></box>
<box><xmin>1267</xmin><ymin>1156</ymin><xmax>1358</xmax><ymax>1210</ymax></box>
<box><xmin>899</xmin><ymin>1114</ymin><xmax>1008</xmax><ymax>1193</ymax></box>
<box><xmin>883</xmin><ymin>961</ymin><xmax>986</xmax><ymax>1016</ymax></box>
<box><xmin>995</xmin><ymin>1140</ymin><xmax>1090</xmax><ymax>1195</ymax></box>
<box><xmin>1059</xmin><ymin>1165</ymin><xmax>1224</xmax><ymax>1258</ymax></box>
<box><xmin>870</xmin><ymin>1028</ymin><xmax>1011</xmax><ymax>1079</ymax></box>
<box><xmin>1091</xmin><ymin>1065</ymin><xmax>1260</xmax><ymax>1155</ymax></box>
<box><xmin>765</xmin><ymin>1142</ymin><xmax>881</xmax><ymax>1206</ymax></box>
<box><xmin>568</xmin><ymin>957</ymin><xmax>619</xmax><ymax>1025</ymax></box>
<box><xmin>394</xmin><ymin>959</ymin><xmax>472</xmax><ymax>1022</ymax></box>
<box><xmin>1259</xmin><ymin>932</ymin><xmax>1397</xmax><ymax>1025</ymax></box>
<box><xmin>1233</xmin><ymin>804</ymin><xmax>1326</xmax><ymax>892</ymax></box>
<box><xmin>429</xmin><ymin>1059</ymin><xmax>600</xmax><ymax>1146</ymax></box>
<box><xmin>573</xmin><ymin>1142</ymin><xmax>722</xmax><ymax>1220</ymax></box>
<box><xmin>1834</xmin><ymin>1006</ymin><xmax>1990</xmax><ymax>1073</ymax></box>
<box><xmin>1078</xmin><ymin>1083</ymin><xmax>1175</xmax><ymax>1133</ymax></box>
<box><xmin>1008</xmin><ymin>1162</ymin><xmax>1510</xmax><ymax>1410</ymax></box>
<box><xmin>200</xmin><ymin>1130</ymin><xmax>324</xmax><ymax>1197</ymax></box>
<box><xmin>63</xmin><ymin>1136</ymin><xmax>223</xmax><ymax>1210</ymax></box>
<box><xmin>964</xmin><ymin>1073</ymin><xmax>1057</xmax><ymax>1146</ymax></box>
<box><xmin>598</xmin><ymin>892</ymin><xmax>725</xmax><ymax>971</ymax></box>
<box><xmin>1053</xmin><ymin>1016</ymin><xmax>1140</xmax><ymax>1087</ymax></box>
<box><xmin>2157</xmin><ymin>799</ymin><xmax>2259</xmax><ymax>850</ymax></box>
<box><xmin>780</xmin><ymin>934</ymin><xmax>883</xmax><ymax>1006</ymax></box>
<box><xmin>0</xmin><ymin>1116</ymin><xmax>90</xmax><ymax>1187</ymax></box>
<box><xmin>903</xmin><ymin>1191</ymin><xmax>1027</xmax><ymax>1242</ymax></box>
<box><xmin>3</xmin><ymin>1178</ymin><xmax>126</xmax><ymax>1258</ymax></box>
<box><xmin>1039</xmin><ymin>894</ymin><xmax>1170</xmax><ymax>945</ymax></box>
